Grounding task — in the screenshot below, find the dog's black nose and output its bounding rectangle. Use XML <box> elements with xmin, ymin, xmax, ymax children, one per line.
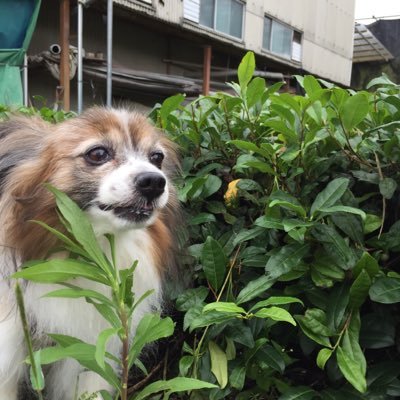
<box><xmin>136</xmin><ymin>172</ymin><xmax>166</xmax><ymax>201</ymax></box>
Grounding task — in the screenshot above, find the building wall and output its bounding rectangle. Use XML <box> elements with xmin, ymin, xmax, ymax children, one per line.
<box><xmin>114</xmin><ymin>0</ymin><xmax>356</xmax><ymax>84</ymax></box>
<box><xmin>27</xmin><ymin>0</ymin><xmax>356</xmax><ymax>110</ymax></box>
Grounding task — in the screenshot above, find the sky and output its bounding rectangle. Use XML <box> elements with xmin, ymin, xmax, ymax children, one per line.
<box><xmin>355</xmin><ymin>0</ymin><xmax>400</xmax><ymax>24</ymax></box>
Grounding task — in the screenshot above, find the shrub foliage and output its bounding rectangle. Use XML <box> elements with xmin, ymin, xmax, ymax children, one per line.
<box><xmin>6</xmin><ymin>51</ymin><xmax>400</xmax><ymax>399</ymax></box>
<box><xmin>149</xmin><ymin>52</ymin><xmax>400</xmax><ymax>399</ymax></box>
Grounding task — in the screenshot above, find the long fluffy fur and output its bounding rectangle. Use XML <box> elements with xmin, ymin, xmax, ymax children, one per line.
<box><xmin>0</xmin><ymin>107</ymin><xmax>179</xmax><ymax>399</ymax></box>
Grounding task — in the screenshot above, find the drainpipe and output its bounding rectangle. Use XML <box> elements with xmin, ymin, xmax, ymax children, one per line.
<box><xmin>60</xmin><ymin>0</ymin><xmax>70</xmax><ymax>111</ymax></box>
<box><xmin>23</xmin><ymin>54</ymin><xmax>28</xmax><ymax>106</ymax></box>
<box><xmin>77</xmin><ymin>0</ymin><xmax>83</xmax><ymax>113</ymax></box>
<box><xmin>106</xmin><ymin>0</ymin><xmax>113</xmax><ymax>107</ymax></box>
<box><xmin>203</xmin><ymin>45</ymin><xmax>212</xmax><ymax>96</ymax></box>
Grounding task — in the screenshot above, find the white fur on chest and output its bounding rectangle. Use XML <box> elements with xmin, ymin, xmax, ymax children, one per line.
<box><xmin>24</xmin><ymin>228</ymin><xmax>161</xmax><ymax>348</ymax></box>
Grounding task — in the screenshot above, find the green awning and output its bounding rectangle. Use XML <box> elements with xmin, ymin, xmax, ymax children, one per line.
<box><xmin>0</xmin><ymin>0</ymin><xmax>41</xmax><ymax>105</ymax></box>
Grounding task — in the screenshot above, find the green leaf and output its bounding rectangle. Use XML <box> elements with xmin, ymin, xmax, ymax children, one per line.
<box><xmin>238</xmin><ymin>51</ymin><xmax>255</xmax><ymax>90</ymax></box>
<box><xmin>189</xmin><ymin>309</ymin><xmax>236</xmax><ymax>331</ymax></box>
<box><xmin>131</xmin><ymin>377</ymin><xmax>217</xmax><ymax>400</ymax></box>
<box><xmin>176</xmin><ymin>287</ymin><xmax>209</xmax><ymax>311</ymax></box>
<box><xmin>364</xmin><ymin>214</ymin><xmax>382</xmax><ymax>234</ymax></box>
<box><xmin>353</xmin><ymin>252</ymin><xmax>380</xmax><ymax>279</ymax></box>
<box><xmin>311</xmin><ymin>224</ymin><xmax>357</xmax><ymax>270</ymax></box>
<box><xmin>95</xmin><ymin>328</ymin><xmax>118</xmax><ymax>370</ymax></box>
<box><xmin>29</xmin><ymin>351</ymin><xmax>45</xmax><ymax>391</ymax></box>
<box><xmin>338</xmin><ymin>312</ymin><xmax>367</xmax><ymax>392</ymax></box>
<box><xmin>246</xmin><ymin>77</ymin><xmax>266</xmax><ymax>108</ymax></box>
<box><xmin>349</xmin><ymin>270</ymin><xmax>372</xmax><ymax>309</ymax></box>
<box><xmin>254</xmin><ymin>216</ymin><xmax>283</xmax><ymax>229</ymax></box>
<box><xmin>36</xmin><ymin>343</ymin><xmax>120</xmax><ymax>389</ymax></box>
<box><xmin>326</xmin><ymin>283</ymin><xmax>350</xmax><ymax>331</ymax></box>
<box><xmin>310</xmin><ymin>178</ymin><xmax>349</xmax><ymax>217</ymax></box>
<box><xmin>43</xmin><ymin>286</ymin><xmax>115</xmax><ymax>308</ymax></box>
<box><xmin>208</xmin><ymin>341</ymin><xmax>228</xmax><ymax>389</ymax></box>
<box><xmin>229</xmin><ymin>366</ymin><xmax>246</xmax><ymax>390</ymax></box>
<box><xmin>337</xmin><ymin>346</ymin><xmax>367</xmax><ymax>393</ymax></box>
<box><xmin>254</xmin><ymin>306</ymin><xmax>296</xmax><ymax>326</ymax></box>
<box><xmin>179</xmin><ymin>355</ymin><xmax>194</xmax><ymax>377</ymax></box>
<box><xmin>13</xmin><ymin>259</ymin><xmax>108</xmax><ymax>285</ymax></box>
<box><xmin>201</xmin><ymin>236</ymin><xmax>228</xmax><ymax>291</ymax></box>
<box><xmin>379</xmin><ymin>177</ymin><xmax>398</xmax><ymax>199</ymax></box>
<box><xmin>228</xmin><ymin>140</ymin><xmax>271</xmax><ymax>158</ymax></box>
<box><xmin>269</xmin><ymin>199</ymin><xmax>307</xmax><ymax>218</ymax></box>
<box><xmin>340</xmin><ymin>93</ymin><xmax>369</xmax><ymax>131</ymax></box>
<box><xmin>202</xmin><ymin>174</ymin><xmax>222</xmax><ymax>198</ymax></box>
<box><xmin>189</xmin><ymin>213</ymin><xmax>216</xmax><ymax>225</ymax></box>
<box><xmin>47</xmin><ymin>186</ymin><xmax>112</xmax><ymax>276</ymax></box>
<box><xmin>259</xmin><ymin>345</ymin><xmax>286</xmax><ymax>373</ymax></box>
<box><xmin>203</xmin><ymin>302</ymin><xmax>246</xmax><ymax>315</ymax></box>
<box><xmin>129</xmin><ymin>314</ymin><xmax>174</xmax><ymax>368</ymax></box>
<box><xmin>160</xmin><ymin>94</ymin><xmax>185</xmax><ymax>126</ymax></box>
<box><xmin>233</xmin><ymin>227</ymin><xmax>265</xmax><ymax>246</ymax></box>
<box><xmin>295</xmin><ymin>309</ymin><xmax>332</xmax><ymax>347</ymax></box>
<box><xmin>265</xmin><ymin>243</ymin><xmax>310</xmax><ymax>279</ymax></box>
<box><xmin>366</xmin><ymin>74</ymin><xmax>397</xmax><ymax>88</ymax></box>
<box><xmin>250</xmin><ymin>296</ymin><xmax>303</xmax><ymax>312</ymax></box>
<box><xmin>369</xmin><ymin>277</ymin><xmax>400</xmax><ymax>304</ymax></box>
<box><xmin>278</xmin><ymin>386</ymin><xmax>317</xmax><ymax>400</ymax></box>
<box><xmin>317</xmin><ymin>348</ymin><xmax>333</xmax><ymax>370</ymax></box>
<box><xmin>236</xmin><ymin>275</ymin><xmax>275</xmax><ymax>304</ymax></box>
<box><xmin>303</xmin><ymin>75</ymin><xmax>322</xmax><ymax>96</ymax></box>
<box><xmin>317</xmin><ymin>205</ymin><xmax>366</xmax><ymax>220</ymax></box>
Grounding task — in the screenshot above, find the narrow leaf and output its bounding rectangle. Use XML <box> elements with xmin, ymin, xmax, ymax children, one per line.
<box><xmin>201</xmin><ymin>236</ymin><xmax>227</xmax><ymax>291</ymax></box>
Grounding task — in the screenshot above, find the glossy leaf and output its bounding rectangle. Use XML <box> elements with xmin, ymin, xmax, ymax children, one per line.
<box><xmin>340</xmin><ymin>93</ymin><xmax>369</xmax><ymax>131</ymax></box>
<box><xmin>238</xmin><ymin>51</ymin><xmax>255</xmax><ymax>90</ymax></box>
<box><xmin>254</xmin><ymin>306</ymin><xmax>296</xmax><ymax>325</ymax></box>
<box><xmin>369</xmin><ymin>277</ymin><xmax>400</xmax><ymax>304</ymax></box>
<box><xmin>201</xmin><ymin>236</ymin><xmax>228</xmax><ymax>291</ymax></box>
<box><xmin>236</xmin><ymin>275</ymin><xmax>275</xmax><ymax>304</ymax></box>
<box><xmin>310</xmin><ymin>178</ymin><xmax>349</xmax><ymax>217</ymax></box>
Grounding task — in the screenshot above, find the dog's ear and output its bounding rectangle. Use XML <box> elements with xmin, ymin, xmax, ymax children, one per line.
<box><xmin>0</xmin><ymin>116</ymin><xmax>52</xmax><ymax>199</ymax></box>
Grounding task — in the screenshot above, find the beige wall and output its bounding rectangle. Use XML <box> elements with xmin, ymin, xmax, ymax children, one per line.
<box><xmin>244</xmin><ymin>0</ymin><xmax>355</xmax><ymax>85</ymax></box>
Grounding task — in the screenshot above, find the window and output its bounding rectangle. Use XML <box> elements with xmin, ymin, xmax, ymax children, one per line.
<box><xmin>199</xmin><ymin>0</ymin><xmax>244</xmax><ymax>39</ymax></box>
<box><xmin>263</xmin><ymin>16</ymin><xmax>302</xmax><ymax>61</ymax></box>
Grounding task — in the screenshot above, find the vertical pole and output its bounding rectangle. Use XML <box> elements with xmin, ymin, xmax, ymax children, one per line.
<box><xmin>60</xmin><ymin>0</ymin><xmax>70</xmax><ymax>111</ymax></box>
<box><xmin>203</xmin><ymin>45</ymin><xmax>212</xmax><ymax>96</ymax></box>
<box><xmin>106</xmin><ymin>0</ymin><xmax>113</xmax><ymax>107</ymax></box>
<box><xmin>77</xmin><ymin>0</ymin><xmax>83</xmax><ymax>113</ymax></box>
<box><xmin>23</xmin><ymin>54</ymin><xmax>28</xmax><ymax>106</ymax></box>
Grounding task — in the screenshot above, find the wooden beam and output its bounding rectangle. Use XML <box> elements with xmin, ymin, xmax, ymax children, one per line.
<box><xmin>202</xmin><ymin>45</ymin><xmax>212</xmax><ymax>96</ymax></box>
<box><xmin>60</xmin><ymin>0</ymin><xmax>70</xmax><ymax>111</ymax></box>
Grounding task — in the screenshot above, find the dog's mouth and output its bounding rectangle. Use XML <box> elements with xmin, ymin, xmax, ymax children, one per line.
<box><xmin>98</xmin><ymin>202</ymin><xmax>155</xmax><ymax>222</ymax></box>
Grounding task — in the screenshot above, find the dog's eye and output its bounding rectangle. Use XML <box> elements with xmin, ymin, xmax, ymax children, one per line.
<box><xmin>84</xmin><ymin>146</ymin><xmax>111</xmax><ymax>165</ymax></box>
<box><xmin>149</xmin><ymin>151</ymin><xmax>164</xmax><ymax>168</ymax></box>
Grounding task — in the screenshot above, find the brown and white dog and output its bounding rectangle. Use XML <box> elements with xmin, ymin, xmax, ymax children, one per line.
<box><xmin>0</xmin><ymin>107</ymin><xmax>179</xmax><ymax>399</ymax></box>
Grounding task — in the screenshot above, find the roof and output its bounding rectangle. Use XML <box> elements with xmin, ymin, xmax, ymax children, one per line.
<box><xmin>353</xmin><ymin>23</ymin><xmax>393</xmax><ymax>63</ymax></box>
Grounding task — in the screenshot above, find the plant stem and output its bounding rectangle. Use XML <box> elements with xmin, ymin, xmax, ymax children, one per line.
<box><xmin>15</xmin><ymin>282</ymin><xmax>44</xmax><ymax>400</ymax></box>
<box><xmin>119</xmin><ymin>306</ymin><xmax>129</xmax><ymax>400</ymax></box>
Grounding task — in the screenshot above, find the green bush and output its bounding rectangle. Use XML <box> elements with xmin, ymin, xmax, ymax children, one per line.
<box><xmin>7</xmin><ymin>51</ymin><xmax>400</xmax><ymax>399</ymax></box>
<box><xmin>148</xmin><ymin>52</ymin><xmax>400</xmax><ymax>399</ymax></box>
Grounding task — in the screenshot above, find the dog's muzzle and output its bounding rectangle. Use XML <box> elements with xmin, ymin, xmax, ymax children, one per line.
<box><xmin>135</xmin><ymin>172</ymin><xmax>166</xmax><ymax>202</ymax></box>
<box><xmin>98</xmin><ymin>172</ymin><xmax>166</xmax><ymax>223</ymax></box>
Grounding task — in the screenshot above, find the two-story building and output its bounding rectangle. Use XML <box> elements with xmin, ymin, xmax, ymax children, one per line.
<box><xmin>27</xmin><ymin>0</ymin><xmax>356</xmax><ymax>110</ymax></box>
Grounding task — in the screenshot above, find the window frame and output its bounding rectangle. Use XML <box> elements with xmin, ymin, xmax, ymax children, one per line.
<box><xmin>199</xmin><ymin>0</ymin><xmax>245</xmax><ymax>41</ymax></box>
<box><xmin>263</xmin><ymin>15</ymin><xmax>302</xmax><ymax>62</ymax></box>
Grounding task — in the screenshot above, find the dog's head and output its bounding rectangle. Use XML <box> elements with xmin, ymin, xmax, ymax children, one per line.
<box><xmin>1</xmin><ymin>107</ymin><xmax>179</xmax><ymax>261</ymax></box>
<box><xmin>46</xmin><ymin>108</ymin><xmax>179</xmax><ymax>233</ymax></box>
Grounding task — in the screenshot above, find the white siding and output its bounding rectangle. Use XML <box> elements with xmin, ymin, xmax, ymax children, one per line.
<box><xmin>183</xmin><ymin>0</ymin><xmax>200</xmax><ymax>23</ymax></box>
